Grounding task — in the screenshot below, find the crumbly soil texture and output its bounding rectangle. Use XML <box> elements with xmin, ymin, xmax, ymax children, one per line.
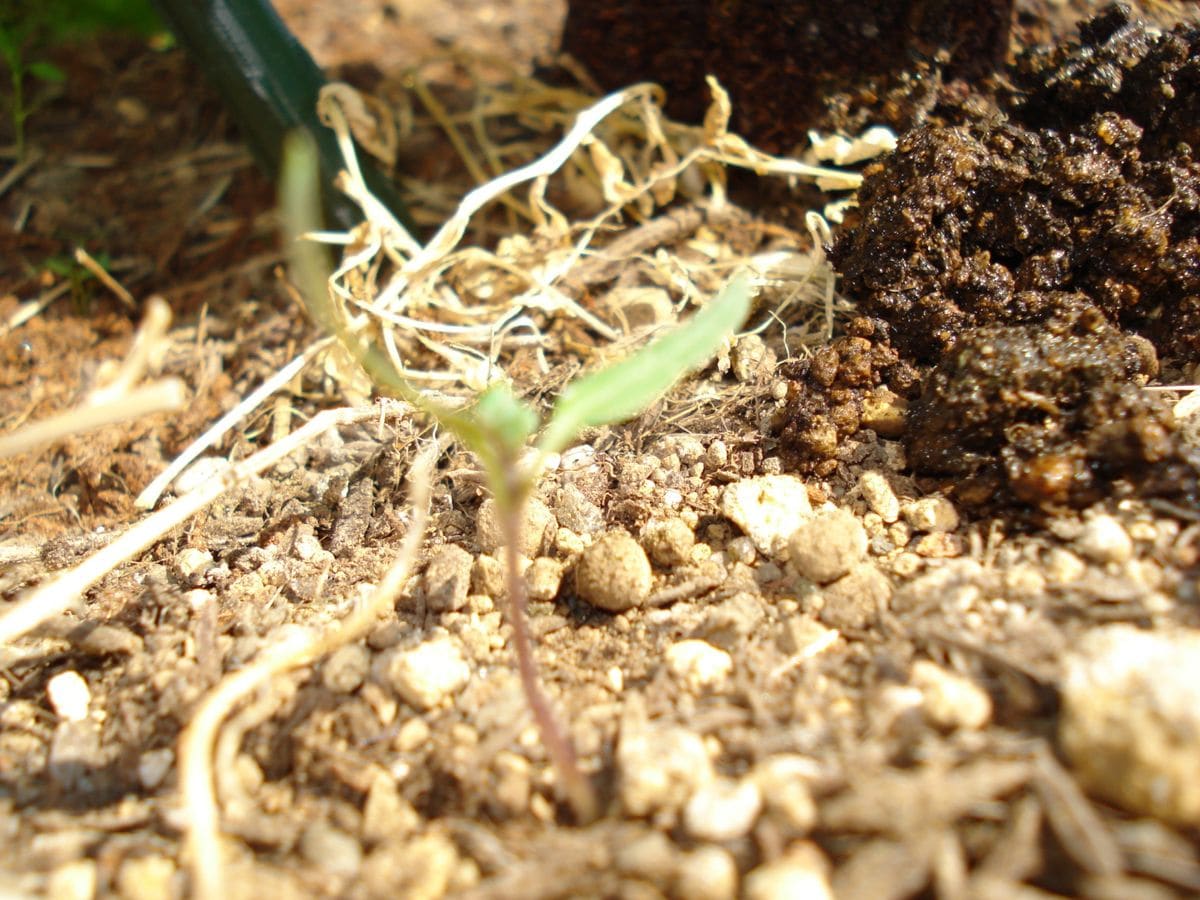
<box><xmin>3</xmin><ymin>2</ymin><xmax>1200</xmax><ymax>898</ymax></box>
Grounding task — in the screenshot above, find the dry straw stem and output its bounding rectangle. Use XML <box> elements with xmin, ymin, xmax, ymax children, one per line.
<box><xmin>0</xmin><ymin>296</ymin><xmax>186</xmax><ymax>459</ymax></box>
<box><xmin>181</xmin><ymin>435</ymin><xmax>441</xmax><ymax>900</ymax></box>
<box><xmin>304</xmin><ymin>74</ymin><xmax>866</xmax><ymax>397</ymax></box>
<box><xmin>0</xmin><ymin>404</ymin><xmax>393</xmax><ymax>647</ymax></box>
<box><xmin>135</xmin><ymin>337</ymin><xmax>335</xmax><ymax>509</ymax></box>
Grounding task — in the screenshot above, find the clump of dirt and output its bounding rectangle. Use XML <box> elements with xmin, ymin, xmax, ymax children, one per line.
<box><xmin>560</xmin><ymin>0</ymin><xmax>1015</xmax><ymax>150</ymax></box>
<box><xmin>906</xmin><ymin>301</ymin><xmax>1200</xmax><ymax>508</ymax></box>
<box><xmin>794</xmin><ymin>3</ymin><xmax>1200</xmax><ymax>507</ymax></box>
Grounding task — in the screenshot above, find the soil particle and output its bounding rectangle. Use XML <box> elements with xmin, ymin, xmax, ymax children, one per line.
<box><xmin>375</xmin><ymin>635</ymin><xmax>471</xmax><ymax>711</ymax></box>
<box><xmin>910</xmin><ymin>659</ymin><xmax>994</xmax><ymax>731</ymax></box>
<box><xmin>788</xmin><ymin>507</ymin><xmax>869</xmax><ymax>585</ymax></box>
<box><xmin>616</xmin><ymin>719</ymin><xmax>713</xmax><ymax>820</ymax></box>
<box><xmin>664</xmin><ymin>639</ymin><xmax>734</xmax><ymax>692</ymax></box>
<box><xmin>743</xmin><ymin>842</ymin><xmax>834</xmax><ymax>900</ymax></box>
<box><xmin>476</xmin><ymin>496</ymin><xmax>555</xmax><ymax>557</ymax></box>
<box><xmin>575</xmin><ymin>530</ymin><xmax>653</xmax><ymax>612</ymax></box>
<box><xmin>639</xmin><ymin>516</ymin><xmax>696</xmax><ymax>568</ymax></box>
<box><xmin>858</xmin><ymin>470</ymin><xmax>902</xmax><ymax>523</ymax></box>
<box><xmin>422</xmin><ymin>544</ymin><xmax>474</xmax><ymax>612</ymax></box>
<box><xmin>719</xmin><ymin>475</ymin><xmax>813</xmax><ymax>558</ymax></box>
<box><xmin>675</xmin><ymin>845</ymin><xmax>739</xmax><ymax>900</ymax></box>
<box><xmin>816</xmin><ymin>562</ymin><xmax>893</xmax><ymax>631</ymax></box>
<box><xmin>682</xmin><ymin>776</ymin><xmax>763</xmax><ymax>843</ymax></box>
<box><xmin>1059</xmin><ymin>624</ymin><xmax>1200</xmax><ymax>827</ymax></box>
<box><xmin>320</xmin><ymin>643</ymin><xmax>370</xmax><ymax>694</ymax></box>
<box><xmin>1074</xmin><ymin>512</ymin><xmax>1135</xmax><ymax>564</ymax></box>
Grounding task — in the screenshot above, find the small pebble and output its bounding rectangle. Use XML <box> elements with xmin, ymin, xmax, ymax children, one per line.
<box><xmin>640</xmin><ymin>517</ymin><xmax>696</xmax><ymax>567</ymax></box>
<box><xmin>614</xmin><ymin>829</ymin><xmax>678</xmax><ymax>882</ymax></box>
<box><xmin>666</xmin><ymin>640</ymin><xmax>734</xmax><ymax>692</ymax></box>
<box><xmin>300</xmin><ymin>820</ymin><xmax>363</xmax><ymax>878</ymax></box>
<box><xmin>721</xmin><ymin>475</ymin><xmax>813</xmax><ymax>560</ymax></box>
<box><xmin>684</xmin><ymin>776</ymin><xmax>763</xmax><ymax>842</ymax></box>
<box><xmin>903</xmin><ymin>496</ymin><xmax>959</xmax><ymax>533</ymax></box>
<box><xmin>858</xmin><ymin>471</ymin><xmax>900</xmax><ymax>523</ymax></box>
<box><xmin>47</xmin><ymin>671</ymin><xmax>90</xmax><ymax>722</ymax></box>
<box><xmin>526</xmin><ymin>556</ymin><xmax>564</xmax><ymax>602</ymax></box>
<box><xmin>116</xmin><ymin>855</ymin><xmax>175</xmax><ymax>900</ymax></box>
<box><xmin>476</xmin><ymin>496</ymin><xmax>554</xmax><ymax>556</ymax></box>
<box><xmin>174</xmin><ymin>547</ymin><xmax>213</xmax><ymax>580</ymax></box>
<box><xmin>1060</xmin><ymin>625</ymin><xmax>1200</xmax><ymax>826</ymax></box>
<box><xmin>1043</xmin><ymin>547</ymin><xmax>1086</xmax><ymax>585</ymax></box>
<box><xmin>138</xmin><ymin>748</ymin><xmax>174</xmax><ymax>790</ymax></box>
<box><xmin>744</xmin><ymin>843</ymin><xmax>833</xmax><ymax>900</ymax></box>
<box><xmin>423</xmin><ymin>544</ymin><xmax>474</xmax><ymax>612</ymax></box>
<box><xmin>754</xmin><ymin>755</ymin><xmax>818</xmax><ymax>835</ymax></box>
<box><xmin>912</xmin><ymin>532</ymin><xmax>964</xmax><ymax>558</ymax></box>
<box><xmin>1075</xmin><ymin>513</ymin><xmax>1134</xmax><ymax>565</ymax></box>
<box><xmin>362</xmin><ymin>772</ymin><xmax>419</xmax><ymax>843</ymax></box>
<box><xmin>322</xmin><ymin>644</ymin><xmax>370</xmax><ymax>694</ymax></box>
<box><xmin>554</xmin><ymin>484</ymin><xmax>606</xmax><ymax>536</ymax></box>
<box><xmin>676</xmin><ymin>845</ymin><xmax>738</xmax><ymax>900</ymax></box>
<box><xmin>380</xmin><ymin>637</ymin><xmax>471</xmax><ymax>711</ymax></box>
<box><xmin>576</xmin><ymin>531</ymin><xmax>653</xmax><ymax>612</ymax></box>
<box><xmin>618</xmin><ymin>723</ymin><xmax>713</xmax><ymax>817</ymax></box>
<box><xmin>788</xmin><ymin>508</ymin><xmax>868</xmax><ymax>585</ymax></box>
<box><xmin>911</xmin><ymin>660</ymin><xmax>992</xmax><ymax>731</ymax></box>
<box><xmin>47</xmin><ymin>860</ymin><xmax>97</xmax><ymax>900</ymax></box>
<box><xmin>818</xmin><ymin>563</ymin><xmax>891</xmax><ymax>631</ymax></box>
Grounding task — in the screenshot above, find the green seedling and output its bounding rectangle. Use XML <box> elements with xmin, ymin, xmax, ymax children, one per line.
<box><xmin>0</xmin><ymin>24</ymin><xmax>64</xmax><ymax>161</ymax></box>
<box><xmin>281</xmin><ymin>130</ymin><xmax>753</xmax><ymax>821</ymax></box>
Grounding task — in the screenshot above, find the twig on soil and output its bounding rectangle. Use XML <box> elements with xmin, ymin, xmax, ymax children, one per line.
<box><xmin>135</xmin><ymin>336</ymin><xmax>335</xmax><ymax>509</ymax></box>
<box><xmin>180</xmin><ymin>433</ymin><xmax>441</xmax><ymax>900</ymax></box>
<box><xmin>73</xmin><ymin>246</ymin><xmax>136</xmax><ymax>309</ymax></box>
<box><xmin>0</xmin><ymin>404</ymin><xmax>391</xmax><ymax>647</ymax></box>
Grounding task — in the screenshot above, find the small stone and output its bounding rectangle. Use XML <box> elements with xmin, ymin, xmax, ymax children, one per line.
<box><xmin>300</xmin><ymin>820</ymin><xmax>363</xmax><ymax>878</ymax></box>
<box><xmin>859</xmin><ymin>387</ymin><xmax>908</xmax><ymax>438</ymax></box>
<box><xmin>362</xmin><ymin>772</ymin><xmax>419</xmax><ymax>843</ymax></box>
<box><xmin>138</xmin><ymin>748</ymin><xmax>174</xmax><ymax>790</ymax></box>
<box><xmin>640</xmin><ymin>517</ymin><xmax>696</xmax><ymax>568</ymax></box>
<box><xmin>1076</xmin><ymin>514</ymin><xmax>1134</xmax><ymax>565</ymax></box>
<box><xmin>666</xmin><ymin>640</ymin><xmax>733</xmax><ymax>692</ymax></box>
<box><xmin>47</xmin><ymin>671</ymin><xmax>90</xmax><ymax>722</ymax></box>
<box><xmin>858</xmin><ymin>471</ymin><xmax>900</xmax><ymax>523</ymax></box>
<box><xmin>380</xmin><ymin>636</ymin><xmax>471</xmax><ymax>711</ymax></box>
<box><xmin>174</xmin><ymin>547</ymin><xmax>213</xmax><ymax>580</ymax></box>
<box><xmin>322</xmin><ymin>644</ymin><xmax>370</xmax><ymax>694</ymax></box>
<box><xmin>754</xmin><ymin>755</ymin><xmax>819</xmax><ymax>835</ymax></box>
<box><xmin>721</xmin><ymin>475</ymin><xmax>814</xmax><ymax>559</ymax></box>
<box><xmin>788</xmin><ymin>508</ymin><xmax>868</xmax><ymax>585</ymax></box>
<box><xmin>395</xmin><ymin>717</ymin><xmax>431</xmax><ymax>752</ymax></box>
<box><xmin>744</xmin><ymin>842</ymin><xmax>833</xmax><ymax>900</ymax></box>
<box><xmin>471</xmin><ymin>553</ymin><xmax>509</xmax><ymax>599</ymax></box>
<box><xmin>818</xmin><ymin>563</ymin><xmax>891</xmax><ymax>631</ymax></box>
<box><xmin>910</xmin><ymin>660</ymin><xmax>992</xmax><ymax>731</ymax></box>
<box><xmin>731</xmin><ymin>333</ymin><xmax>775</xmax><ymax>382</ymax></box>
<box><xmin>116</xmin><ymin>855</ymin><xmax>175</xmax><ymax>900</ymax></box>
<box><xmin>525</xmin><ymin>556</ymin><xmax>564</xmax><ymax>602</ymax></box>
<box><xmin>47</xmin><ymin>860</ymin><xmax>97</xmax><ymax>900</ymax></box>
<box><xmin>676</xmin><ymin>845</ymin><xmax>738</xmax><ymax>900</ymax></box>
<box><xmin>1060</xmin><ymin>625</ymin><xmax>1200</xmax><ymax>826</ymax></box>
<box><xmin>554</xmin><ymin>484</ymin><xmax>606</xmax><ymax>535</ymax></box>
<box><xmin>912</xmin><ymin>532</ymin><xmax>964</xmax><ymax>558</ymax></box>
<box><xmin>576</xmin><ymin>531</ymin><xmax>653</xmax><ymax>612</ymax></box>
<box><xmin>1044</xmin><ymin>547</ymin><xmax>1086</xmax><ymax>585</ymax></box>
<box><xmin>476</xmin><ymin>496</ymin><xmax>555</xmax><ymax>556</ymax></box>
<box><xmin>706</xmin><ymin>440</ymin><xmax>729</xmax><ymax>468</ymax></box>
<box><xmin>423</xmin><ymin>545</ymin><xmax>474</xmax><ymax>612</ymax></box>
<box><xmin>614</xmin><ymin>828</ymin><xmax>678</xmax><ymax>882</ymax></box>
<box><xmin>493</xmin><ymin>751</ymin><xmax>532</xmax><ymax>816</ymax></box>
<box><xmin>684</xmin><ymin>776</ymin><xmax>763</xmax><ymax>842</ymax></box>
<box><xmin>903</xmin><ymin>496</ymin><xmax>959</xmax><ymax>533</ymax></box>
<box><xmin>619</xmin><ymin>723</ymin><xmax>714</xmax><ymax>818</ymax></box>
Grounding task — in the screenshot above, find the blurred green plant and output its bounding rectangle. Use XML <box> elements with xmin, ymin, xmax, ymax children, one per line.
<box><xmin>280</xmin><ymin>130</ymin><xmax>754</xmax><ymax>821</ymax></box>
<box><xmin>1</xmin><ymin>0</ymin><xmax>162</xmax><ymax>159</ymax></box>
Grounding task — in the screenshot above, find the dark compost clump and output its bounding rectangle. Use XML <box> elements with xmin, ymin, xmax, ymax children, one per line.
<box><xmin>801</xmin><ymin>4</ymin><xmax>1200</xmax><ymax>509</ymax></box>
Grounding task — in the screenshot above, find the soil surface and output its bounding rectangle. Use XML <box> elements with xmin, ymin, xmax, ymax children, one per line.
<box><xmin>2</xmin><ymin>2</ymin><xmax>1200</xmax><ymax>899</ymax></box>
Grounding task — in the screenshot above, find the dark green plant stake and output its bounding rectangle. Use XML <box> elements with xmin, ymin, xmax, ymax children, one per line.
<box><xmin>150</xmin><ymin>0</ymin><xmax>411</xmax><ymax>232</ymax></box>
<box><xmin>281</xmin><ymin>130</ymin><xmax>754</xmax><ymax>821</ymax></box>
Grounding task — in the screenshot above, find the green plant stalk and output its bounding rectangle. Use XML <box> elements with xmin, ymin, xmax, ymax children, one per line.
<box><xmin>281</xmin><ymin>129</ymin><xmax>753</xmax><ymax>823</ymax></box>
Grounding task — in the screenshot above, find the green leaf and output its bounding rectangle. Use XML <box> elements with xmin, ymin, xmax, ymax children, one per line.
<box><xmin>27</xmin><ymin>60</ymin><xmax>65</xmax><ymax>82</ymax></box>
<box><xmin>537</xmin><ymin>273</ymin><xmax>755</xmax><ymax>455</ymax></box>
<box><xmin>471</xmin><ymin>384</ymin><xmax>539</xmax><ymax>455</ymax></box>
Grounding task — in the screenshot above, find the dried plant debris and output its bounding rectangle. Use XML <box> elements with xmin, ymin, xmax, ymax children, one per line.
<box><xmin>793</xmin><ymin>3</ymin><xmax>1200</xmax><ymax>507</ymax></box>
